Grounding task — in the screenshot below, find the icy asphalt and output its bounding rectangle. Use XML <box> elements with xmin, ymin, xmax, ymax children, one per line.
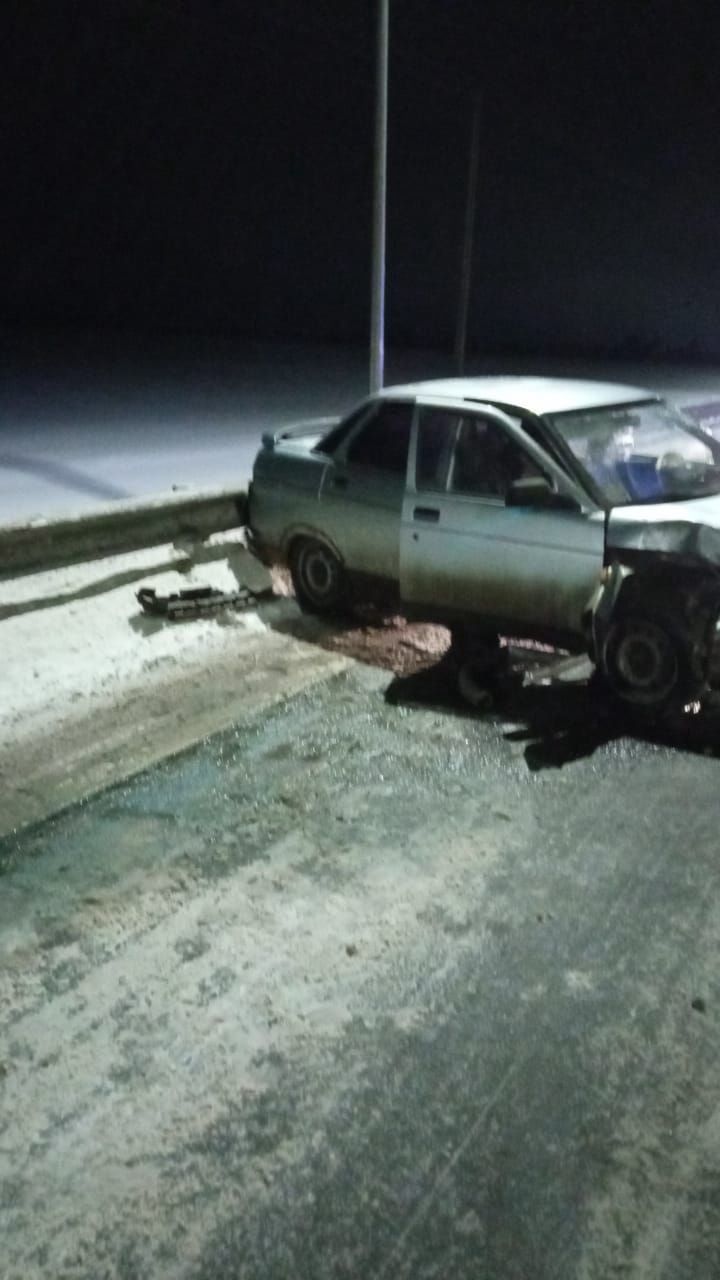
<box><xmin>2</xmin><ymin>642</ymin><xmax>720</xmax><ymax>1278</ymax></box>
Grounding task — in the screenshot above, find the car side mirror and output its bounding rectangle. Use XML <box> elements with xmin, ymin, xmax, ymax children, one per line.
<box><xmin>505</xmin><ymin>477</ymin><xmax>580</xmax><ymax>512</ymax></box>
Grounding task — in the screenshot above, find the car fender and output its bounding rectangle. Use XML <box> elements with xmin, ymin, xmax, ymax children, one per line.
<box><xmin>281</xmin><ymin>523</ymin><xmax>346</xmax><ymax>568</ymax></box>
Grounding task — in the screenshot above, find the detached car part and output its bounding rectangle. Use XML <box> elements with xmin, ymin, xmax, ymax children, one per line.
<box><xmin>136</xmin><ymin>584</ymin><xmax>272</xmax><ymax>619</ymax></box>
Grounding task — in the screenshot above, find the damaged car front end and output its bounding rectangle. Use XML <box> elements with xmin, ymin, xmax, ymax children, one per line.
<box><xmin>588</xmin><ymin>520</ymin><xmax>720</xmax><ymax>716</ymax></box>
<box><xmin>557</xmin><ymin>400</ymin><xmax>720</xmax><ymax>716</ymax></box>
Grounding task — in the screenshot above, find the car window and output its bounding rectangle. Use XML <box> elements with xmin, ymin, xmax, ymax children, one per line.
<box><xmin>314</xmin><ymin>404</ymin><xmax>371</xmax><ymax>456</ymax></box>
<box><xmin>345</xmin><ymin>401</ymin><xmax>413</xmax><ymax>474</ymax></box>
<box><xmin>416</xmin><ymin>408</ymin><xmax>461</xmax><ymax>490</ymax></box>
<box><xmin>450</xmin><ymin>416</ymin><xmax>546</xmax><ymax>498</ymax></box>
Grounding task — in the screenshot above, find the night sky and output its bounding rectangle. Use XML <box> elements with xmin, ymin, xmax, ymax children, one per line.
<box><xmin>3</xmin><ymin>1</ymin><xmax>720</xmax><ymax>359</ymax></box>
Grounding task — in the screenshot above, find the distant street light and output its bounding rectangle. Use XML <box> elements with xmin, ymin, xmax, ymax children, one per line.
<box><xmin>455</xmin><ymin>94</ymin><xmax>481</xmax><ymax>374</ymax></box>
<box><xmin>370</xmin><ymin>0</ymin><xmax>389</xmax><ymax>394</ymax></box>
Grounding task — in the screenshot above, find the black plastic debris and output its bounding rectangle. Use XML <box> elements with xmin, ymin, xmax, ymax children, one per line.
<box><xmin>136</xmin><ymin>584</ymin><xmax>273</xmax><ymax>619</ymax></box>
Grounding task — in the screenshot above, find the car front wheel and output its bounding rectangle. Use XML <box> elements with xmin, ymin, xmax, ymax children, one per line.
<box><xmin>289</xmin><ymin>538</ymin><xmax>345</xmax><ymax>614</ymax></box>
<box><xmin>600</xmin><ymin>612</ymin><xmax>701</xmax><ymax>715</ymax></box>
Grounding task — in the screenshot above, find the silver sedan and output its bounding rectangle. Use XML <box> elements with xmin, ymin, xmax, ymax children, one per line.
<box><xmin>249</xmin><ymin>376</ymin><xmax>720</xmax><ymax>715</ymax></box>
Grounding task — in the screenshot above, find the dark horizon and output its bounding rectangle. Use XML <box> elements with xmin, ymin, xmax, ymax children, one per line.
<box><xmin>3</xmin><ymin>1</ymin><xmax>720</xmax><ymax>360</ymax></box>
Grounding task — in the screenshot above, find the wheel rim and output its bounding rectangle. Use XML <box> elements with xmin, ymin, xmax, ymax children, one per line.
<box><xmin>298</xmin><ymin>542</ymin><xmax>339</xmax><ymax>603</ymax></box>
<box><xmin>605</xmin><ymin>618</ymin><xmax>679</xmax><ymax>705</ymax></box>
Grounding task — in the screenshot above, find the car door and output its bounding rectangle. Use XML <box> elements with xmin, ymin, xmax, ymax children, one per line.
<box><xmin>317</xmin><ymin>398</ymin><xmax>414</xmax><ymax>580</ymax></box>
<box><xmin>399</xmin><ymin>400</ymin><xmax>605</xmax><ymax>638</ymax></box>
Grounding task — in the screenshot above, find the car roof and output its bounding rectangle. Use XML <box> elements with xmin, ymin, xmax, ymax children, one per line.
<box><xmin>382</xmin><ymin>375</ymin><xmax>655</xmax><ymax>416</ymax></box>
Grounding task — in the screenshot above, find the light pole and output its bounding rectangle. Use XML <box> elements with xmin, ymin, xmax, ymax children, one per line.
<box><xmin>455</xmin><ymin>94</ymin><xmax>481</xmax><ymax>375</ymax></box>
<box><xmin>370</xmin><ymin>0</ymin><xmax>389</xmax><ymax>394</ymax></box>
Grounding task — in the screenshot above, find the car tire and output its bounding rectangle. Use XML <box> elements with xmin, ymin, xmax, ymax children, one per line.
<box><xmin>600</xmin><ymin>611</ymin><xmax>701</xmax><ymax>717</ymax></box>
<box><xmin>290</xmin><ymin>538</ymin><xmax>346</xmax><ymax>615</ymax></box>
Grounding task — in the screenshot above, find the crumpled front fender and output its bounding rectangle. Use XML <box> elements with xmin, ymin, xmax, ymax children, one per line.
<box><xmin>588</xmin><ymin>551</ymin><xmax>720</xmax><ymax>693</ymax></box>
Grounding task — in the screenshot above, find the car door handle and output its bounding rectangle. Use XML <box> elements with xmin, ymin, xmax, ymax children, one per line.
<box><xmin>332</xmin><ymin>475</ymin><xmax>349</xmax><ymax>490</ymax></box>
<box><xmin>413</xmin><ymin>506</ymin><xmax>440</xmax><ymax>523</ymax></box>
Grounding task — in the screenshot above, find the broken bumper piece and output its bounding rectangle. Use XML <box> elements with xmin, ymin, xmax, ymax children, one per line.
<box><xmin>136</xmin><ymin>584</ymin><xmax>273</xmax><ymax>619</ymax></box>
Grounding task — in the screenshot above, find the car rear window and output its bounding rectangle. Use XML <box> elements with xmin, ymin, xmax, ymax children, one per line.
<box><xmin>345</xmin><ymin>401</ymin><xmax>413</xmax><ymax>474</ymax></box>
<box><xmin>313</xmin><ymin>405</ymin><xmax>370</xmax><ymax>456</ymax></box>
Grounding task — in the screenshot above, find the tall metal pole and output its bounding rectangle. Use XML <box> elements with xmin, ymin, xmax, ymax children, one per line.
<box><xmin>455</xmin><ymin>95</ymin><xmax>481</xmax><ymax>375</ymax></box>
<box><xmin>370</xmin><ymin>0</ymin><xmax>389</xmax><ymax>394</ymax></box>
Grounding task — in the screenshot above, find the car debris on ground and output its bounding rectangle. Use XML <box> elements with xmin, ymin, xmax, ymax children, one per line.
<box><xmin>136</xmin><ymin>583</ymin><xmax>273</xmax><ymax>619</ymax></box>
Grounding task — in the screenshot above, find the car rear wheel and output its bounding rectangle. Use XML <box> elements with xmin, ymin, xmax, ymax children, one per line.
<box><xmin>600</xmin><ymin>612</ymin><xmax>701</xmax><ymax>715</ymax></box>
<box><xmin>290</xmin><ymin>538</ymin><xmax>345</xmax><ymax>614</ymax></box>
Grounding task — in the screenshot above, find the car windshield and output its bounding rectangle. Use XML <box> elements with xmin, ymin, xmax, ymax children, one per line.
<box><xmin>547</xmin><ymin>400</ymin><xmax>720</xmax><ymax>505</ymax></box>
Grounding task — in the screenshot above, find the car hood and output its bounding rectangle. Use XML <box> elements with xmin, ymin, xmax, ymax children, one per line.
<box><xmin>607</xmin><ymin>492</ymin><xmax>720</xmax><ymax>568</ymax></box>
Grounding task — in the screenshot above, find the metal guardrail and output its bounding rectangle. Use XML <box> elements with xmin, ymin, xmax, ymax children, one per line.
<box><xmin>0</xmin><ymin>487</ymin><xmax>248</xmax><ymax>578</ymax></box>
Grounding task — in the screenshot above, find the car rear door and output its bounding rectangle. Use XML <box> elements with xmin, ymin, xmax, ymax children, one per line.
<box><xmin>399</xmin><ymin>400</ymin><xmax>605</xmax><ymax>637</ymax></box>
<box><xmin>317</xmin><ymin>399</ymin><xmax>414</xmax><ymax>581</ymax></box>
